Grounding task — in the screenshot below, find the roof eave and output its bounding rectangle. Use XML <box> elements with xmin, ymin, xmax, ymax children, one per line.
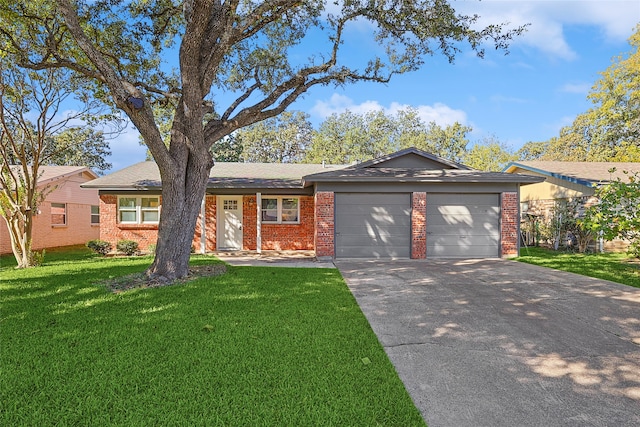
<box><xmin>504</xmin><ymin>162</ymin><xmax>596</xmax><ymax>188</ymax></box>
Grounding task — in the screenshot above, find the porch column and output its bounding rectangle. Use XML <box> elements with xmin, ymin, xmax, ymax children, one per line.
<box><xmin>256</xmin><ymin>192</ymin><xmax>262</xmax><ymax>254</ymax></box>
<box><xmin>200</xmin><ymin>196</ymin><xmax>206</xmax><ymax>254</ymax></box>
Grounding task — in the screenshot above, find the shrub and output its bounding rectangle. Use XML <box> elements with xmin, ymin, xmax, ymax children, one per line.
<box><xmin>86</xmin><ymin>239</ymin><xmax>112</xmax><ymax>256</ymax></box>
<box><xmin>116</xmin><ymin>240</ymin><xmax>139</xmax><ymax>256</ymax></box>
<box><xmin>29</xmin><ymin>250</ymin><xmax>45</xmax><ymax>267</ymax></box>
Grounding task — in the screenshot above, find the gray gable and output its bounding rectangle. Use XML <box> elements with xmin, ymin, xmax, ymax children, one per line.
<box><xmin>354</xmin><ymin>147</ymin><xmax>471</xmax><ymax>170</ymax></box>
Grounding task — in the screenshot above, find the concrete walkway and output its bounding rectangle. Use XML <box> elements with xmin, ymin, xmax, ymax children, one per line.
<box><xmin>334</xmin><ymin>258</ymin><xmax>640</xmax><ymax>427</ymax></box>
<box><xmin>213</xmin><ymin>250</ymin><xmax>336</xmax><ymax>268</ymax></box>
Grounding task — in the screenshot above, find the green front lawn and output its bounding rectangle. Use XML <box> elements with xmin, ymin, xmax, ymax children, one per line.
<box><xmin>517</xmin><ymin>246</ymin><xmax>640</xmax><ymax>288</ymax></box>
<box><xmin>1</xmin><ymin>248</ymin><xmax>424</xmax><ymax>426</ymax></box>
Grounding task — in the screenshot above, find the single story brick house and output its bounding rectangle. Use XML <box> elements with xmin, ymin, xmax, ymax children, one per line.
<box><xmin>83</xmin><ymin>148</ymin><xmax>542</xmax><ymax>259</ymax></box>
<box><xmin>1</xmin><ymin>166</ymin><xmax>100</xmax><ymax>254</ymax></box>
<box><xmin>504</xmin><ymin>160</ymin><xmax>640</xmax><ymax>251</ymax></box>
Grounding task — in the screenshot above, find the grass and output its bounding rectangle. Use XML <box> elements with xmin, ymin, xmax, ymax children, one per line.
<box><xmin>0</xmin><ymin>247</ymin><xmax>425</xmax><ymax>426</ymax></box>
<box><xmin>517</xmin><ymin>246</ymin><xmax>640</xmax><ymax>289</ymax></box>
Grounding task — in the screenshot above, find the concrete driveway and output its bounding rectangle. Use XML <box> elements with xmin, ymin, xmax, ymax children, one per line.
<box><xmin>334</xmin><ymin>258</ymin><xmax>640</xmax><ymax>427</ymax></box>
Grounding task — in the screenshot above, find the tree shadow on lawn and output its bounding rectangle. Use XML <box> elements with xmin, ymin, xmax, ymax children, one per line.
<box><xmin>2</xmin><ymin>262</ymin><xmax>423</xmax><ymax>426</ymax></box>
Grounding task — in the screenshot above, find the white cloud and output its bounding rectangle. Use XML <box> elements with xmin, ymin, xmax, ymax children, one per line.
<box><xmin>455</xmin><ymin>0</ymin><xmax>639</xmax><ymax>60</ymax></box>
<box><xmin>311</xmin><ymin>93</ymin><xmax>468</xmax><ymax>126</ymax></box>
<box><xmin>490</xmin><ymin>94</ymin><xmax>530</xmax><ymax>104</ymax></box>
<box><xmin>560</xmin><ymin>82</ymin><xmax>592</xmax><ymax>94</ymax></box>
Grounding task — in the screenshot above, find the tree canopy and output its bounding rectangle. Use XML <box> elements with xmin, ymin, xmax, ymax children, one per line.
<box><xmin>0</xmin><ymin>0</ymin><xmax>526</xmax><ymax>280</ymax></box>
<box><xmin>305</xmin><ymin>107</ymin><xmax>472</xmax><ymax>164</ymax></box>
<box><xmin>530</xmin><ymin>25</ymin><xmax>640</xmax><ymax>162</ymax></box>
<box><xmin>235</xmin><ymin>111</ymin><xmax>312</xmax><ymax>163</ymax></box>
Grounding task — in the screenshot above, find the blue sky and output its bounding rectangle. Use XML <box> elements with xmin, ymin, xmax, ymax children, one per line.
<box><xmin>106</xmin><ymin>0</ymin><xmax>640</xmax><ymax>171</ymax></box>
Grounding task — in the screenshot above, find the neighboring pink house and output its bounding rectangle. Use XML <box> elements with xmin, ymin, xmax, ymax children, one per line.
<box><xmin>0</xmin><ymin>166</ymin><xmax>100</xmax><ymax>254</ymax></box>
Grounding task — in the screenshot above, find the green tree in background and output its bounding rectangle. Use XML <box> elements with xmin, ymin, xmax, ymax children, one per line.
<box><xmin>420</xmin><ymin>121</ymin><xmax>471</xmax><ymax>163</ymax></box>
<box><xmin>516</xmin><ymin>140</ymin><xmax>548</xmax><ymax>161</ymax></box>
<box><xmin>306</xmin><ymin>107</ymin><xmax>472</xmax><ymax>164</ymax></box>
<box><xmin>236</xmin><ymin>111</ymin><xmax>312</xmax><ymax>163</ymax></box>
<box><xmin>537</xmin><ymin>26</ymin><xmax>640</xmax><ymax>161</ymax></box>
<box><xmin>305</xmin><ymin>110</ymin><xmax>394</xmax><ymax>164</ymax></box>
<box><xmin>47</xmin><ymin>128</ymin><xmax>112</xmax><ymax>173</ymax></box>
<box><xmin>463</xmin><ymin>136</ymin><xmax>515</xmax><ymax>171</ymax></box>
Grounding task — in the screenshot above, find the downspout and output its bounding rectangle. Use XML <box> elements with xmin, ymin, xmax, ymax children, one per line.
<box><xmin>256</xmin><ymin>192</ymin><xmax>262</xmax><ymax>254</ymax></box>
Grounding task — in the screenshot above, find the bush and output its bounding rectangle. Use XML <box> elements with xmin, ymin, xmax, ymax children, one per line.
<box><xmin>117</xmin><ymin>239</ymin><xmax>139</xmax><ymax>256</ymax></box>
<box><xmin>86</xmin><ymin>239</ymin><xmax>112</xmax><ymax>256</ymax></box>
<box><xmin>29</xmin><ymin>250</ymin><xmax>45</xmax><ymax>267</ymax></box>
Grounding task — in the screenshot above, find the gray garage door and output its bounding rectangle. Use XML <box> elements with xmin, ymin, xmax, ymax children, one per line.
<box><xmin>426</xmin><ymin>193</ymin><xmax>500</xmax><ymax>258</ymax></box>
<box><xmin>335</xmin><ymin>193</ymin><xmax>411</xmax><ymax>258</ymax></box>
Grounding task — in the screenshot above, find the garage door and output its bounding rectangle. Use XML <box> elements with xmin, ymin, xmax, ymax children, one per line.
<box><xmin>426</xmin><ymin>194</ymin><xmax>500</xmax><ymax>258</ymax></box>
<box><xmin>335</xmin><ymin>193</ymin><xmax>411</xmax><ymax>258</ymax></box>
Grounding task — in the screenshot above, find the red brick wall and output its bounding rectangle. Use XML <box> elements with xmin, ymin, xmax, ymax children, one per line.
<box><xmin>101</xmin><ymin>194</ymin><xmax>315</xmax><ymax>253</ymax></box>
<box><xmin>100</xmin><ymin>194</ymin><xmax>160</xmax><ymax>252</ymax></box>
<box><xmin>315</xmin><ymin>191</ymin><xmax>335</xmax><ymax>258</ymax></box>
<box><xmin>242</xmin><ymin>195</ymin><xmax>315</xmax><ymax>251</ymax></box>
<box><xmin>501</xmin><ymin>192</ymin><xmax>519</xmax><ymax>257</ymax></box>
<box><xmin>411</xmin><ymin>192</ymin><xmax>426</xmax><ymax>259</ymax></box>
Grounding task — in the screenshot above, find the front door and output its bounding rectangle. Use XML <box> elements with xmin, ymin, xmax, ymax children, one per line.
<box><xmin>218</xmin><ymin>196</ymin><xmax>243</xmax><ymax>250</ymax></box>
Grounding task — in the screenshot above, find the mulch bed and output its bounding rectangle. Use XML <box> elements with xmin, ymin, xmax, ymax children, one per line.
<box><xmin>100</xmin><ymin>264</ymin><xmax>228</xmax><ymax>293</ymax></box>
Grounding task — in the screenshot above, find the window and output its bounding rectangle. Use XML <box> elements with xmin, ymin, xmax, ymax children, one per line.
<box><xmin>223</xmin><ymin>199</ymin><xmax>238</xmax><ymax>211</ymax></box>
<box><xmin>91</xmin><ymin>205</ymin><xmax>100</xmax><ymax>224</ymax></box>
<box><xmin>261</xmin><ymin>197</ymin><xmax>299</xmax><ymax>224</ymax></box>
<box><xmin>118</xmin><ymin>196</ymin><xmax>160</xmax><ymax>224</ymax></box>
<box><xmin>51</xmin><ymin>203</ymin><xmax>67</xmax><ymax>226</ymax></box>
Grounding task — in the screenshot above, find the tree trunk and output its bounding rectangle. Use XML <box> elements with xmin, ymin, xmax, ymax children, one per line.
<box><xmin>3</xmin><ymin>208</ymin><xmax>33</xmax><ymax>269</ymax></box>
<box><xmin>146</xmin><ymin>149</ymin><xmax>213</xmax><ymax>282</ymax></box>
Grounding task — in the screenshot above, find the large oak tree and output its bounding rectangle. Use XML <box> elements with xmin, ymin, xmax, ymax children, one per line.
<box><xmin>0</xmin><ymin>0</ymin><xmax>525</xmax><ymax>280</ymax></box>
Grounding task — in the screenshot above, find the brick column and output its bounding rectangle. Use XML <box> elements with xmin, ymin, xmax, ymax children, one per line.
<box><xmin>315</xmin><ymin>191</ymin><xmax>335</xmax><ymax>259</ymax></box>
<box><xmin>411</xmin><ymin>192</ymin><xmax>426</xmax><ymax>259</ymax></box>
<box><xmin>501</xmin><ymin>192</ymin><xmax>519</xmax><ymax>258</ymax></box>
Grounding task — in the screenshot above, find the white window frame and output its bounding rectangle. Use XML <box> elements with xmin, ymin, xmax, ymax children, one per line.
<box><xmin>117</xmin><ymin>196</ymin><xmax>160</xmax><ymax>224</ymax></box>
<box><xmin>261</xmin><ymin>196</ymin><xmax>300</xmax><ymax>224</ymax></box>
<box><xmin>91</xmin><ymin>205</ymin><xmax>100</xmax><ymax>224</ymax></box>
<box><xmin>51</xmin><ymin>202</ymin><xmax>67</xmax><ymax>226</ymax></box>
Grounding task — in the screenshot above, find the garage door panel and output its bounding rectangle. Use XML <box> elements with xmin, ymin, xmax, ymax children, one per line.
<box><xmin>430</xmin><ymin>193</ymin><xmax>498</xmax><ymax>205</ymax></box>
<box><xmin>338</xmin><ymin>214</ymin><xmax>411</xmax><ymax>227</ymax></box>
<box><xmin>336</xmin><ymin>234</ymin><xmax>410</xmax><ymax>246</ymax></box>
<box><xmin>427</xmin><ymin>194</ymin><xmax>500</xmax><ymax>258</ymax></box>
<box><xmin>426</xmin><ymin>215</ymin><xmax>499</xmax><ymax>227</ymax></box>
<box><xmin>427</xmin><ymin>227</ymin><xmax>499</xmax><ymax>242</ymax></box>
<box><xmin>427</xmin><ymin>205</ymin><xmax>500</xmax><ymax>216</ymax></box>
<box><xmin>428</xmin><ymin>243</ymin><xmax>498</xmax><ymax>258</ymax></box>
<box><xmin>336</xmin><ymin>193</ymin><xmax>410</xmax><ymax>258</ymax></box>
<box><xmin>428</xmin><ymin>234</ymin><xmax>499</xmax><ymax>246</ymax></box>
<box><xmin>337</xmin><ymin>246</ymin><xmax>409</xmax><ymax>258</ymax></box>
